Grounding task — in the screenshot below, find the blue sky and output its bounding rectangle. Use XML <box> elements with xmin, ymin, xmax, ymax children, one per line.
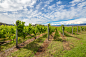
<box><xmin>0</xmin><ymin>0</ymin><xmax>86</xmax><ymax>25</ymax></box>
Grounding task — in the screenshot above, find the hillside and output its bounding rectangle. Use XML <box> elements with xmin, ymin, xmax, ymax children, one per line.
<box><xmin>0</xmin><ymin>22</ymin><xmax>13</xmax><ymax>26</ymax></box>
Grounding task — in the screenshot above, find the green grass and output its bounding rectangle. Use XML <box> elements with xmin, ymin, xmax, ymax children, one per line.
<box><xmin>10</xmin><ymin>34</ymin><xmax>47</xmax><ymax>57</ymax></box>
<box><xmin>63</xmin><ymin>31</ymin><xmax>86</xmax><ymax>57</ymax></box>
<box><xmin>63</xmin><ymin>44</ymin><xmax>86</xmax><ymax>57</ymax></box>
<box><xmin>41</xmin><ymin>41</ymin><xmax>63</xmax><ymax>57</ymax></box>
<box><xmin>39</xmin><ymin>31</ymin><xmax>86</xmax><ymax>57</ymax></box>
<box><xmin>3</xmin><ymin>31</ymin><xmax>86</xmax><ymax>57</ymax></box>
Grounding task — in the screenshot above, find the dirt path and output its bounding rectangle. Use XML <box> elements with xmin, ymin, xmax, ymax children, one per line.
<box><xmin>65</xmin><ymin>31</ymin><xmax>81</xmax><ymax>40</ymax></box>
<box><xmin>58</xmin><ymin>31</ymin><xmax>70</xmax><ymax>50</ymax></box>
<box><xmin>34</xmin><ymin>32</ymin><xmax>55</xmax><ymax>57</ymax></box>
<box><xmin>0</xmin><ymin>33</ymin><xmax>46</xmax><ymax>57</ymax></box>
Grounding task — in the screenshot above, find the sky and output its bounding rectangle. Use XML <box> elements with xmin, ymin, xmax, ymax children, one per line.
<box><xmin>0</xmin><ymin>0</ymin><xmax>86</xmax><ymax>25</ymax></box>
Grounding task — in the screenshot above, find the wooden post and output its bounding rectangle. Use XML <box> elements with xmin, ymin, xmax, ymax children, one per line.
<box><xmin>72</xmin><ymin>26</ymin><xmax>73</xmax><ymax>34</ymax></box>
<box><xmin>16</xmin><ymin>22</ymin><xmax>18</xmax><ymax>48</ymax></box>
<box><xmin>77</xmin><ymin>26</ymin><xmax>78</xmax><ymax>33</ymax></box>
<box><xmin>62</xmin><ymin>26</ymin><xmax>64</xmax><ymax>36</ymax></box>
<box><xmin>0</xmin><ymin>43</ymin><xmax>1</xmax><ymax>51</ymax></box>
<box><xmin>48</xmin><ymin>24</ymin><xmax>49</xmax><ymax>41</ymax></box>
<box><xmin>81</xmin><ymin>26</ymin><xmax>82</xmax><ymax>32</ymax></box>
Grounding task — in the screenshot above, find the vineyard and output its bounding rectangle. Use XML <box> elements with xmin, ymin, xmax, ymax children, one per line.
<box><xmin>0</xmin><ymin>20</ymin><xmax>86</xmax><ymax>57</ymax></box>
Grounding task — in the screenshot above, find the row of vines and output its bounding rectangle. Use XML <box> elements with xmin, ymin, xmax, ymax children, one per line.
<box><xmin>0</xmin><ymin>20</ymin><xmax>56</xmax><ymax>50</ymax></box>
<box><xmin>57</xmin><ymin>25</ymin><xmax>86</xmax><ymax>35</ymax></box>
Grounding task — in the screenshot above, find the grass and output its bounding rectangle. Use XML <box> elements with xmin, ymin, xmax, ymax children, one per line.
<box><xmin>41</xmin><ymin>41</ymin><xmax>63</xmax><ymax>57</ymax></box>
<box><xmin>38</xmin><ymin>31</ymin><xmax>86</xmax><ymax>57</ymax></box>
<box><xmin>63</xmin><ymin>31</ymin><xmax>86</xmax><ymax>57</ymax></box>
<box><xmin>10</xmin><ymin>34</ymin><xmax>47</xmax><ymax>57</ymax></box>
<box><xmin>63</xmin><ymin>44</ymin><xmax>86</xmax><ymax>57</ymax></box>
<box><xmin>54</xmin><ymin>29</ymin><xmax>63</xmax><ymax>41</ymax></box>
<box><xmin>2</xmin><ymin>31</ymin><xmax>86</xmax><ymax>57</ymax></box>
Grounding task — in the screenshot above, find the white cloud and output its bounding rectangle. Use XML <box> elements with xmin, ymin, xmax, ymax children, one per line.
<box><xmin>36</xmin><ymin>2</ymin><xmax>42</xmax><ymax>9</ymax></box>
<box><xmin>70</xmin><ymin>0</ymin><xmax>84</xmax><ymax>6</ymax></box>
<box><xmin>44</xmin><ymin>0</ymin><xmax>53</xmax><ymax>4</ymax></box>
<box><xmin>50</xmin><ymin>18</ymin><xmax>86</xmax><ymax>25</ymax></box>
<box><xmin>70</xmin><ymin>0</ymin><xmax>81</xmax><ymax>3</ymax></box>
<box><xmin>63</xmin><ymin>18</ymin><xmax>86</xmax><ymax>25</ymax></box>
<box><xmin>77</xmin><ymin>2</ymin><xmax>86</xmax><ymax>8</ymax></box>
<box><xmin>0</xmin><ymin>14</ymin><xmax>16</xmax><ymax>24</ymax></box>
<box><xmin>48</xmin><ymin>4</ymin><xmax>55</xmax><ymax>9</ymax></box>
<box><xmin>0</xmin><ymin>0</ymin><xmax>37</xmax><ymax>11</ymax></box>
<box><xmin>44</xmin><ymin>4</ymin><xmax>48</xmax><ymax>7</ymax></box>
<box><xmin>0</xmin><ymin>0</ymin><xmax>86</xmax><ymax>25</ymax></box>
<box><xmin>57</xmin><ymin>1</ymin><xmax>62</xmax><ymax>5</ymax></box>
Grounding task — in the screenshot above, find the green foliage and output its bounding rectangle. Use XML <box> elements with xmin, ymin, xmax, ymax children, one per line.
<box><xmin>32</xmin><ymin>26</ymin><xmax>38</xmax><ymax>35</ymax></box>
<box><xmin>65</xmin><ymin>26</ymin><xmax>72</xmax><ymax>33</ymax></box>
<box><xmin>36</xmin><ymin>24</ymin><xmax>47</xmax><ymax>33</ymax></box>
<box><xmin>49</xmin><ymin>24</ymin><xmax>56</xmax><ymax>35</ymax></box>
<box><xmin>0</xmin><ymin>25</ymin><xmax>16</xmax><ymax>38</ymax></box>
<box><xmin>65</xmin><ymin>26</ymin><xmax>81</xmax><ymax>34</ymax></box>
<box><xmin>27</xmin><ymin>23</ymin><xmax>34</xmax><ymax>35</ymax></box>
<box><xmin>57</xmin><ymin>26</ymin><xmax>63</xmax><ymax>34</ymax></box>
<box><xmin>16</xmin><ymin>20</ymin><xmax>28</xmax><ymax>42</ymax></box>
<box><xmin>16</xmin><ymin>20</ymin><xmax>25</xmax><ymax>37</ymax></box>
<box><xmin>11</xmin><ymin>35</ymin><xmax>16</xmax><ymax>43</ymax></box>
<box><xmin>61</xmin><ymin>25</ymin><xmax>65</xmax><ymax>31</ymax></box>
<box><xmin>54</xmin><ymin>28</ymin><xmax>62</xmax><ymax>41</ymax></box>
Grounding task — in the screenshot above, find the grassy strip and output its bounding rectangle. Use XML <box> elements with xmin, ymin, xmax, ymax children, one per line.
<box><xmin>63</xmin><ymin>33</ymin><xmax>86</xmax><ymax>57</ymax></box>
<box><xmin>37</xmin><ymin>30</ymin><xmax>63</xmax><ymax>57</ymax></box>
<box><xmin>54</xmin><ymin>29</ymin><xmax>61</xmax><ymax>41</ymax></box>
<box><xmin>10</xmin><ymin>34</ymin><xmax>47</xmax><ymax>57</ymax></box>
<box><xmin>63</xmin><ymin>43</ymin><xmax>86</xmax><ymax>57</ymax></box>
<box><xmin>41</xmin><ymin>41</ymin><xmax>63</xmax><ymax>57</ymax></box>
<box><xmin>40</xmin><ymin>31</ymin><xmax>86</xmax><ymax>57</ymax></box>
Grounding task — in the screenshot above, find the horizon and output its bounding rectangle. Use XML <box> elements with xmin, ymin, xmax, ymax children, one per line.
<box><xmin>0</xmin><ymin>0</ymin><xmax>86</xmax><ymax>25</ymax></box>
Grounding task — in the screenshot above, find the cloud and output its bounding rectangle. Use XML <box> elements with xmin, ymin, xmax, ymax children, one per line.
<box><xmin>0</xmin><ymin>0</ymin><xmax>86</xmax><ymax>25</ymax></box>
<box><xmin>36</xmin><ymin>2</ymin><xmax>42</xmax><ymax>9</ymax></box>
<box><xmin>0</xmin><ymin>14</ymin><xmax>16</xmax><ymax>24</ymax></box>
<box><xmin>70</xmin><ymin>0</ymin><xmax>81</xmax><ymax>3</ymax></box>
<box><xmin>0</xmin><ymin>0</ymin><xmax>37</xmax><ymax>11</ymax></box>
<box><xmin>50</xmin><ymin>18</ymin><xmax>86</xmax><ymax>25</ymax></box>
<box><xmin>57</xmin><ymin>1</ymin><xmax>62</xmax><ymax>5</ymax></box>
<box><xmin>48</xmin><ymin>4</ymin><xmax>55</xmax><ymax>9</ymax></box>
<box><xmin>44</xmin><ymin>0</ymin><xmax>53</xmax><ymax>4</ymax></box>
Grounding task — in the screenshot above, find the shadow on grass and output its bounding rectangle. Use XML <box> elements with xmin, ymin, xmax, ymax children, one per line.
<box><xmin>64</xmin><ymin>32</ymin><xmax>81</xmax><ymax>40</ymax></box>
<box><xmin>42</xmin><ymin>34</ymin><xmax>47</xmax><ymax>38</ymax></box>
<box><xmin>54</xmin><ymin>37</ymin><xmax>63</xmax><ymax>42</ymax></box>
<box><xmin>23</xmin><ymin>34</ymin><xmax>47</xmax><ymax>54</ymax></box>
<box><xmin>73</xmin><ymin>32</ymin><xmax>80</xmax><ymax>35</ymax></box>
<box><xmin>23</xmin><ymin>41</ymin><xmax>39</xmax><ymax>53</ymax></box>
<box><xmin>64</xmin><ymin>32</ymin><xmax>73</xmax><ymax>37</ymax></box>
